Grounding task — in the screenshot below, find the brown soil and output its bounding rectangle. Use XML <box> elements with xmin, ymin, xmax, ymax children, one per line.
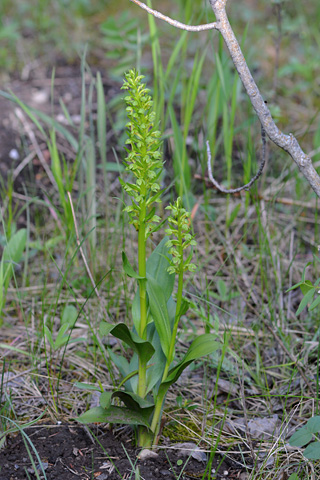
<box><xmin>0</xmin><ymin>423</ymin><xmax>237</xmax><ymax>480</ymax></box>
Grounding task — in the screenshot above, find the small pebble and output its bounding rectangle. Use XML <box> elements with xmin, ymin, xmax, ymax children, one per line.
<box><xmin>138</xmin><ymin>448</ymin><xmax>159</xmax><ymax>460</ymax></box>
<box><xmin>160</xmin><ymin>469</ymin><xmax>171</xmax><ymax>476</ymax></box>
<box><xmin>9</xmin><ymin>148</ymin><xmax>19</xmax><ymax>160</ymax></box>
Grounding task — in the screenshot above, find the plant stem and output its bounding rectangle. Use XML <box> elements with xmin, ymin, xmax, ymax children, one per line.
<box><xmin>150</xmin><ymin>387</ymin><xmax>167</xmax><ymax>441</ymax></box>
<box><xmin>138</xmin><ymin>197</ymin><xmax>147</xmax><ymax>399</ymax></box>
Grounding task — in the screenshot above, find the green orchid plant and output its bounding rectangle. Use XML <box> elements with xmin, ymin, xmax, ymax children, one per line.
<box><xmin>77</xmin><ymin>70</ymin><xmax>220</xmax><ymax>448</ymax></box>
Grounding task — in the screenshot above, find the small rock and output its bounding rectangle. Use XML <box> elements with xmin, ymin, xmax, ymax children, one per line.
<box><xmin>160</xmin><ymin>469</ymin><xmax>171</xmax><ymax>476</ymax></box>
<box><xmin>32</xmin><ymin>89</ymin><xmax>49</xmax><ymax>104</ymax></box>
<box><xmin>173</xmin><ymin>442</ymin><xmax>207</xmax><ymax>462</ymax></box>
<box><xmin>138</xmin><ymin>448</ymin><xmax>159</xmax><ymax>461</ymax></box>
<box><xmin>9</xmin><ymin>148</ymin><xmax>19</xmax><ymax>160</ymax></box>
<box><xmin>95</xmin><ymin>474</ymin><xmax>108</xmax><ymax>480</ymax></box>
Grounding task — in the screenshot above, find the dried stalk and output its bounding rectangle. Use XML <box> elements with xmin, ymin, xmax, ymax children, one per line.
<box><xmin>129</xmin><ymin>0</ymin><xmax>320</xmax><ymax>198</ymax></box>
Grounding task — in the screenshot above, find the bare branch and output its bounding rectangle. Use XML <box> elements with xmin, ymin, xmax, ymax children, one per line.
<box><xmin>210</xmin><ymin>0</ymin><xmax>320</xmax><ymax>197</ymax></box>
<box><xmin>130</xmin><ymin>0</ymin><xmax>320</xmax><ymax>198</ymax></box>
<box><xmin>129</xmin><ymin>0</ymin><xmax>219</xmax><ymax>32</ymax></box>
<box><xmin>207</xmin><ymin>126</ymin><xmax>266</xmax><ymax>194</ymax></box>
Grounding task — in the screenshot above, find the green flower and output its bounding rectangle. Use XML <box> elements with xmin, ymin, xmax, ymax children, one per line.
<box><xmin>165</xmin><ymin>198</ymin><xmax>197</xmax><ymax>274</ymax></box>
<box><xmin>121</xmin><ymin>70</ymin><xmax>163</xmax><ymax>237</ymax></box>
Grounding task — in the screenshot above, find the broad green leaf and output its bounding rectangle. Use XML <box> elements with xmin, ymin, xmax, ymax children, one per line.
<box><xmin>3</xmin><ymin>229</ymin><xmax>27</xmax><ymax>264</ymax></box>
<box><xmin>304</xmin><ymin>441</ymin><xmax>320</xmax><ymax>460</ymax></box>
<box><xmin>108</xmin><ymin>349</ymin><xmax>131</xmax><ymax>381</ymax></box>
<box><xmin>61</xmin><ymin>305</ymin><xmax>78</xmax><ymax>327</ymax></box>
<box><xmin>306</xmin><ymin>416</ymin><xmax>320</xmax><ymax>433</ymax></box>
<box><xmin>160</xmin><ymin>334</ymin><xmax>220</xmax><ymax>390</ymax></box>
<box><xmin>300</xmin><ymin>280</ymin><xmax>314</xmax><ymax>296</ymax></box>
<box><xmin>99</xmin><ymin>321</ymin><xmax>116</xmax><ymax>337</ymax></box>
<box><xmin>296</xmin><ymin>288</ymin><xmax>316</xmax><ymax>315</ymax></box>
<box><xmin>100</xmin><ymin>391</ymin><xmax>112</xmax><ymax>409</ymax></box>
<box><xmin>146</xmin><ymin>237</ymin><xmax>174</xmax><ymax>301</ymax></box>
<box><xmin>112</xmin><ymin>391</ymin><xmax>154</xmax><ymax>420</ymax></box>
<box><xmin>99</xmin><ymin>322</ymin><xmax>155</xmax><ymax>365</ymax></box>
<box><xmin>146</xmin><ymin>276</ymin><xmax>171</xmax><ymax>358</ymax></box>
<box><xmin>145</xmin><ymin>324</ymin><xmax>166</xmax><ymax>394</ymax></box>
<box><xmin>289</xmin><ymin>427</ymin><xmax>313</xmax><ymax>447</ymax></box>
<box><xmin>122</xmin><ymin>251</ymin><xmax>144</xmax><ymax>279</ymax></box>
<box><xmin>77</xmin><ymin>406</ymin><xmax>150</xmax><ymax>427</ymax></box>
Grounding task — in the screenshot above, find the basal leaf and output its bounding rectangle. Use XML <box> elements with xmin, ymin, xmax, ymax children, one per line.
<box><xmin>77</xmin><ymin>406</ymin><xmax>150</xmax><ymax>428</ymax></box>
<box><xmin>3</xmin><ymin>229</ymin><xmax>27</xmax><ymax>264</ymax></box>
<box><xmin>146</xmin><ymin>276</ymin><xmax>171</xmax><ymax>358</ymax></box>
<box><xmin>289</xmin><ymin>427</ymin><xmax>313</xmax><ymax>447</ymax></box>
<box><xmin>306</xmin><ymin>416</ymin><xmax>320</xmax><ymax>433</ymax></box>
<box><xmin>100</xmin><ymin>391</ymin><xmax>112</xmax><ymax>409</ymax></box>
<box><xmin>108</xmin><ymin>349</ymin><xmax>131</xmax><ymax>381</ymax></box>
<box><xmin>304</xmin><ymin>441</ymin><xmax>320</xmax><ymax>460</ymax></box>
<box><xmin>61</xmin><ymin>304</ymin><xmax>78</xmax><ymax>327</ymax></box>
<box><xmin>112</xmin><ymin>391</ymin><xmax>154</xmax><ymax>420</ymax></box>
<box><xmin>99</xmin><ymin>321</ymin><xmax>115</xmax><ymax>337</ymax></box>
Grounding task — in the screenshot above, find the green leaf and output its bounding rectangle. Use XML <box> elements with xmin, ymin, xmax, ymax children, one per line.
<box><xmin>61</xmin><ymin>305</ymin><xmax>78</xmax><ymax>327</ymax></box>
<box><xmin>306</xmin><ymin>416</ymin><xmax>320</xmax><ymax>433</ymax></box>
<box><xmin>161</xmin><ymin>334</ymin><xmax>220</xmax><ymax>390</ymax></box>
<box><xmin>296</xmin><ymin>288</ymin><xmax>316</xmax><ymax>315</ymax></box>
<box><xmin>146</xmin><ymin>276</ymin><xmax>171</xmax><ymax>358</ymax></box>
<box><xmin>108</xmin><ymin>350</ymin><xmax>131</xmax><ymax>381</ymax></box>
<box><xmin>100</xmin><ymin>391</ymin><xmax>112</xmax><ymax>409</ymax></box>
<box><xmin>99</xmin><ymin>321</ymin><xmax>116</xmax><ymax>337</ymax></box>
<box><xmin>289</xmin><ymin>427</ymin><xmax>313</xmax><ymax>447</ymax></box>
<box><xmin>178</xmin><ymin>298</ymin><xmax>190</xmax><ymax>318</ymax></box>
<box><xmin>288</xmin><ymin>474</ymin><xmax>300</xmax><ymax>480</ymax></box>
<box><xmin>112</xmin><ymin>391</ymin><xmax>154</xmax><ymax>420</ymax></box>
<box><xmin>77</xmin><ymin>406</ymin><xmax>150</xmax><ymax>427</ymax></box>
<box><xmin>304</xmin><ymin>441</ymin><xmax>320</xmax><ymax>460</ymax></box>
<box><xmin>3</xmin><ymin>229</ymin><xmax>27</xmax><ymax>264</ymax></box>
<box><xmin>300</xmin><ymin>280</ymin><xmax>314</xmax><ymax>296</ymax></box>
<box><xmin>122</xmin><ymin>251</ymin><xmax>144</xmax><ymax>279</ymax></box>
<box><xmin>44</xmin><ymin>326</ymin><xmax>54</xmax><ymax>350</ymax></box>
<box><xmin>146</xmin><ymin>237</ymin><xmax>174</xmax><ymax>301</ymax></box>
<box><xmin>54</xmin><ymin>323</ymin><xmax>70</xmax><ymax>349</ymax></box>
<box><xmin>309</xmin><ymin>294</ymin><xmax>320</xmax><ymax>311</ymax></box>
<box><xmin>99</xmin><ymin>322</ymin><xmax>155</xmax><ymax>365</ymax></box>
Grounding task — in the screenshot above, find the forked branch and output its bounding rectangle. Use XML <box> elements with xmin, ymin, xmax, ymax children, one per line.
<box><xmin>207</xmin><ymin>127</ymin><xmax>266</xmax><ymax>194</ymax></box>
<box><xmin>129</xmin><ymin>0</ymin><xmax>320</xmax><ymax>198</ymax></box>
